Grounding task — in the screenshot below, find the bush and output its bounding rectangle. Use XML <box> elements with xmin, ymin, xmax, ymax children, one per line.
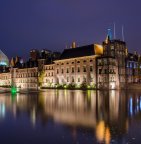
<box><xmin>80</xmin><ymin>82</ymin><xmax>87</xmax><ymax>89</ymax></box>
<box><xmin>67</xmin><ymin>84</ymin><xmax>76</xmax><ymax>89</ymax></box>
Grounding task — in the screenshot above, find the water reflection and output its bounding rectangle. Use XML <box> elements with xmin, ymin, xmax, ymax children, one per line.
<box><xmin>0</xmin><ymin>90</ymin><xmax>141</xmax><ymax>143</ymax></box>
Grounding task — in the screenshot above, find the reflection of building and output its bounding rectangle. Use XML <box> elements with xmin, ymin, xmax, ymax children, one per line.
<box><xmin>0</xmin><ymin>90</ymin><xmax>141</xmax><ymax>143</ymax></box>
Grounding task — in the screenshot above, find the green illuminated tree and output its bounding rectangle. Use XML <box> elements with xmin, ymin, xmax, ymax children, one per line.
<box><xmin>38</xmin><ymin>70</ymin><xmax>45</xmax><ymax>87</ymax></box>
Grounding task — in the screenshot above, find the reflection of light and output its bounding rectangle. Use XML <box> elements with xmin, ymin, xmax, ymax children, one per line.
<box><xmin>136</xmin><ymin>98</ymin><xmax>139</xmax><ymax>113</ymax></box>
<box><xmin>0</xmin><ymin>103</ymin><xmax>5</xmax><ymax>118</ymax></box>
<box><xmin>105</xmin><ymin>127</ymin><xmax>111</xmax><ymax>144</ymax></box>
<box><xmin>31</xmin><ymin>107</ymin><xmax>36</xmax><ymax>126</ymax></box>
<box><xmin>96</xmin><ymin>121</ymin><xmax>105</xmax><ymax>142</ymax></box>
<box><xmin>130</xmin><ymin>98</ymin><xmax>133</xmax><ymax>116</ymax></box>
<box><xmin>140</xmin><ymin>97</ymin><xmax>141</xmax><ymax>111</ymax></box>
<box><xmin>87</xmin><ymin>90</ymin><xmax>91</xmax><ymax>101</ymax></box>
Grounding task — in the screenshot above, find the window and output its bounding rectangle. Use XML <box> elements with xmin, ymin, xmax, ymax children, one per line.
<box><xmin>77</xmin><ymin>61</ymin><xmax>80</xmax><ymax>63</ymax></box>
<box><xmin>72</xmin><ymin>62</ymin><xmax>74</xmax><ymax>64</ymax></box>
<box><xmin>83</xmin><ymin>77</ymin><xmax>86</xmax><ymax>82</ymax></box>
<box><xmin>67</xmin><ymin>68</ymin><xmax>69</xmax><ymax>73</ymax></box>
<box><xmin>67</xmin><ymin>77</ymin><xmax>69</xmax><ymax>82</ymax></box>
<box><xmin>72</xmin><ymin>77</ymin><xmax>74</xmax><ymax>82</ymax></box>
<box><xmin>72</xmin><ymin>67</ymin><xmax>74</xmax><ymax>73</ymax></box>
<box><xmin>83</xmin><ymin>66</ymin><xmax>86</xmax><ymax>72</ymax></box>
<box><xmin>104</xmin><ymin>69</ymin><xmax>107</xmax><ymax>74</ymax></box>
<box><xmin>90</xmin><ymin>60</ymin><xmax>93</xmax><ymax>62</ymax></box>
<box><xmin>99</xmin><ymin>69</ymin><xmax>102</xmax><ymax>74</ymax></box>
<box><xmin>78</xmin><ymin>78</ymin><xmax>80</xmax><ymax>82</ymax></box>
<box><xmin>57</xmin><ymin>69</ymin><xmax>59</xmax><ymax>74</ymax></box>
<box><xmin>90</xmin><ymin>66</ymin><xmax>93</xmax><ymax>72</ymax></box>
<box><xmin>83</xmin><ymin>60</ymin><xmax>86</xmax><ymax>63</ymax></box>
<box><xmin>90</xmin><ymin>77</ymin><xmax>93</xmax><ymax>82</ymax></box>
<box><xmin>77</xmin><ymin>67</ymin><xmax>80</xmax><ymax>72</ymax></box>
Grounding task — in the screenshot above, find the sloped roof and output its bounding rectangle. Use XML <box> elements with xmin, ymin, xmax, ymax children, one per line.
<box><xmin>60</xmin><ymin>44</ymin><xmax>96</xmax><ymax>60</ymax></box>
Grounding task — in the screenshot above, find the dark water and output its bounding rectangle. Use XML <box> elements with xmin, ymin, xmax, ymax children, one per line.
<box><xmin>0</xmin><ymin>90</ymin><xmax>141</xmax><ymax>144</ymax></box>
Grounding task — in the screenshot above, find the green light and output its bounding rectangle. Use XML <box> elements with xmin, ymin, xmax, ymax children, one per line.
<box><xmin>64</xmin><ymin>85</ymin><xmax>67</xmax><ymax>89</ymax></box>
<box><xmin>11</xmin><ymin>86</ymin><xmax>17</xmax><ymax>94</ymax></box>
<box><xmin>87</xmin><ymin>85</ymin><xmax>91</xmax><ymax>89</ymax></box>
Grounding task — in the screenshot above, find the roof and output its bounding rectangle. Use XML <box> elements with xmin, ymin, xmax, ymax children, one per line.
<box><xmin>60</xmin><ymin>44</ymin><xmax>96</xmax><ymax>60</ymax></box>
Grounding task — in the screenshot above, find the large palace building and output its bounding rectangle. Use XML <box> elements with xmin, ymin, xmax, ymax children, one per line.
<box><xmin>0</xmin><ymin>34</ymin><xmax>141</xmax><ymax>90</ymax></box>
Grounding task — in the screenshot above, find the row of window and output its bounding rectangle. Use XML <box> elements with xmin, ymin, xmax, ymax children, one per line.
<box><xmin>18</xmin><ymin>79</ymin><xmax>37</xmax><ymax>83</ymax></box>
<box><xmin>45</xmin><ymin>66</ymin><xmax>54</xmax><ymax>70</ymax></box>
<box><xmin>46</xmin><ymin>72</ymin><xmax>54</xmax><ymax>77</ymax></box>
<box><xmin>57</xmin><ymin>66</ymin><xmax>93</xmax><ymax>74</ymax></box>
<box><xmin>126</xmin><ymin>62</ymin><xmax>139</xmax><ymax>69</ymax></box>
<box><xmin>20</xmin><ymin>84</ymin><xmax>37</xmax><ymax>88</ymax></box>
<box><xmin>0</xmin><ymin>76</ymin><xmax>10</xmax><ymax>80</ymax></box>
<box><xmin>56</xmin><ymin>60</ymin><xmax>94</xmax><ymax>66</ymax></box>
<box><xmin>99</xmin><ymin>76</ymin><xmax>115</xmax><ymax>82</ymax></box>
<box><xmin>99</xmin><ymin>69</ymin><xmax>116</xmax><ymax>74</ymax></box>
<box><xmin>61</xmin><ymin>77</ymin><xmax>93</xmax><ymax>83</ymax></box>
<box><xmin>17</xmin><ymin>72</ymin><xmax>38</xmax><ymax>78</ymax></box>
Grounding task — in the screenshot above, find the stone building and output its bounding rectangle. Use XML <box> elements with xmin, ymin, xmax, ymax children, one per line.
<box><xmin>1</xmin><ymin>36</ymin><xmax>141</xmax><ymax>90</ymax></box>
<box><xmin>96</xmin><ymin>37</ymin><xmax>127</xmax><ymax>89</ymax></box>
<box><xmin>42</xmin><ymin>44</ymin><xmax>103</xmax><ymax>88</ymax></box>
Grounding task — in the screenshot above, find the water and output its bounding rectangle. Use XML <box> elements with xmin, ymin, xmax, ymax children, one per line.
<box><xmin>0</xmin><ymin>90</ymin><xmax>141</xmax><ymax>144</ymax></box>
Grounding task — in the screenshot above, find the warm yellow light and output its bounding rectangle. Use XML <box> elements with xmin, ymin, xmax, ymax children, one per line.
<box><xmin>105</xmin><ymin>127</ymin><xmax>111</xmax><ymax>144</ymax></box>
<box><xmin>96</xmin><ymin>121</ymin><xmax>105</xmax><ymax>142</ymax></box>
<box><xmin>94</xmin><ymin>44</ymin><xmax>103</xmax><ymax>55</ymax></box>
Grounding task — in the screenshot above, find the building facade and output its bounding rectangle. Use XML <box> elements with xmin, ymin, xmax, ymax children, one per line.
<box><xmin>0</xmin><ymin>37</ymin><xmax>141</xmax><ymax>90</ymax></box>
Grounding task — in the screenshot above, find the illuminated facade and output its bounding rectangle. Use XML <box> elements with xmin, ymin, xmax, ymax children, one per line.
<box><xmin>12</xmin><ymin>67</ymin><xmax>38</xmax><ymax>90</ymax></box>
<box><xmin>0</xmin><ymin>36</ymin><xmax>141</xmax><ymax>90</ymax></box>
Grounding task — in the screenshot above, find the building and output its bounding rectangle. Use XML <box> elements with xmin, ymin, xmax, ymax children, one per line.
<box><xmin>49</xmin><ymin>44</ymin><xmax>103</xmax><ymax>87</ymax></box>
<box><xmin>0</xmin><ymin>34</ymin><xmax>141</xmax><ymax>90</ymax></box>
<box><xmin>96</xmin><ymin>37</ymin><xmax>127</xmax><ymax>89</ymax></box>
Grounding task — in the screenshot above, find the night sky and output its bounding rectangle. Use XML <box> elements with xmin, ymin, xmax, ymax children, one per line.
<box><xmin>0</xmin><ymin>0</ymin><xmax>141</xmax><ymax>60</ymax></box>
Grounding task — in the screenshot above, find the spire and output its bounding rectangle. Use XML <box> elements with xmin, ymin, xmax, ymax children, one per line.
<box><xmin>105</xmin><ymin>28</ymin><xmax>111</xmax><ymax>43</ymax></box>
<box><xmin>107</xmin><ymin>28</ymin><xmax>112</xmax><ymax>40</ymax></box>
<box><xmin>122</xmin><ymin>25</ymin><xmax>125</xmax><ymax>41</ymax></box>
<box><xmin>114</xmin><ymin>22</ymin><xmax>116</xmax><ymax>39</ymax></box>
